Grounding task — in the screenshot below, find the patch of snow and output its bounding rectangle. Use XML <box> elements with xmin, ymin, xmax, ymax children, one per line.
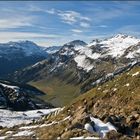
<box><xmin>6</xmin><ymin>131</ymin><xmax>13</xmax><ymax>134</ymax></box>
<box><xmin>60</xmin><ymin>49</ymin><xmax>75</xmax><ymax>56</ymax></box>
<box><xmin>40</xmin><ymin>116</ymin><xmax>71</xmax><ymax>128</ymax></box>
<box><xmin>87</xmin><ymin>41</ymin><xmax>98</xmax><ymax>47</ymax></box>
<box><xmin>70</xmin><ymin>136</ymin><xmax>85</xmax><ymax>140</ymax></box>
<box><xmin>19</xmin><ymin>125</ymin><xmax>39</xmax><ymax>130</ymax></box>
<box><xmin>57</xmin><ymin>62</ymin><xmax>64</xmax><ymax>68</ymax></box>
<box><xmin>21</xmin><ymin>108</ymin><xmax>60</xmax><ymax>118</ymax></box>
<box><xmin>103</xmin><ymin>90</ymin><xmax>109</xmax><ymax>93</ymax></box>
<box><xmin>113</xmin><ymin>88</ymin><xmax>117</xmax><ymax>91</ymax></box>
<box><xmin>90</xmin><ymin>117</ymin><xmax>116</xmax><ymax>138</ymax></box>
<box><xmin>0</xmin><ymin>108</ymin><xmax>60</xmax><ymax>128</ymax></box>
<box><xmin>74</xmin><ymin>45</ymin><xmax>85</xmax><ymax>51</ymax></box>
<box><xmin>31</xmin><ymin>60</ymin><xmax>46</xmax><ymax>68</ymax></box>
<box><xmin>126</xmin><ymin>47</ymin><xmax>140</xmax><ymax>58</ymax></box>
<box><xmin>79</xmin><ymin>48</ymin><xmax>101</xmax><ymax>59</ymax></box>
<box><xmin>125</xmin><ymin>83</ymin><xmax>130</xmax><ymax>87</ymax></box>
<box><xmin>97</xmin><ymin>87</ymin><xmax>101</xmax><ymax>90</ymax></box>
<box><xmin>0</xmin><ymin>83</ymin><xmax>19</xmax><ymax>92</ymax></box>
<box><xmin>132</xmin><ymin>71</ymin><xmax>139</xmax><ymax>76</ymax></box>
<box><xmin>70</xmin><ymin>136</ymin><xmax>99</xmax><ymax>139</ymax></box>
<box><xmin>13</xmin><ymin>130</ymin><xmax>34</xmax><ymax>137</ymax></box>
<box><xmin>40</xmin><ymin>121</ymin><xmax>56</xmax><ymax>128</ymax></box>
<box><xmin>84</xmin><ymin>123</ymin><xmax>95</xmax><ymax>133</ymax></box>
<box><xmin>43</xmin><ymin>46</ymin><xmax>62</xmax><ymax>54</ymax></box>
<box><xmin>74</xmin><ymin>55</ymin><xmax>94</xmax><ymax>72</ymax></box>
<box><xmin>84</xmin><ymin>136</ymin><xmax>100</xmax><ymax>139</ymax></box>
<box><xmin>0</xmin><ymin>136</ymin><xmax>7</xmax><ymax>140</ymax></box>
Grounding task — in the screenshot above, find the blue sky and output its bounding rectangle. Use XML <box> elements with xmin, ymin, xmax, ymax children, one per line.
<box><xmin>0</xmin><ymin>1</ymin><xmax>140</xmax><ymax>46</ymax></box>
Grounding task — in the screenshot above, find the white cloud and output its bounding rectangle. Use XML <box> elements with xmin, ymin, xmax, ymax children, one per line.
<box><xmin>0</xmin><ymin>13</ymin><xmax>37</xmax><ymax>30</ymax></box>
<box><xmin>45</xmin><ymin>8</ymin><xmax>91</xmax><ymax>27</ymax></box>
<box><xmin>0</xmin><ymin>31</ymin><xmax>61</xmax><ymax>43</ymax></box>
<box><xmin>21</xmin><ymin>5</ymin><xmax>91</xmax><ymax>28</ymax></box>
<box><xmin>58</xmin><ymin>11</ymin><xmax>77</xmax><ymax>24</ymax></box>
<box><xmin>0</xmin><ymin>17</ymin><xmax>33</xmax><ymax>29</ymax></box>
<box><xmin>57</xmin><ymin>10</ymin><xmax>91</xmax><ymax>25</ymax></box>
<box><xmin>98</xmin><ymin>25</ymin><xmax>108</xmax><ymax>28</ymax></box>
<box><xmin>71</xmin><ymin>29</ymin><xmax>83</xmax><ymax>33</ymax></box>
<box><xmin>80</xmin><ymin>22</ymin><xmax>90</xmax><ymax>28</ymax></box>
<box><xmin>46</xmin><ymin>8</ymin><xmax>56</xmax><ymax>14</ymax></box>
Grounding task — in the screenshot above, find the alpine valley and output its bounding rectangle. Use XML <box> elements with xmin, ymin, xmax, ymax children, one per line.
<box><xmin>0</xmin><ymin>34</ymin><xmax>140</xmax><ymax>139</ymax></box>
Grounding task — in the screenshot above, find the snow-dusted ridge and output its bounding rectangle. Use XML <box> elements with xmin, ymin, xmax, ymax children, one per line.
<box><xmin>100</xmin><ymin>34</ymin><xmax>140</xmax><ymax>57</ymax></box>
<box><xmin>42</xmin><ymin>46</ymin><xmax>62</xmax><ymax>54</ymax></box>
<box><xmin>0</xmin><ymin>40</ymin><xmax>48</xmax><ymax>56</ymax></box>
<box><xmin>73</xmin><ymin>34</ymin><xmax>140</xmax><ymax>72</ymax></box>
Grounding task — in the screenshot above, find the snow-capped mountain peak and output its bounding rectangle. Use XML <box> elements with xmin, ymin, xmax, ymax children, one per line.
<box><xmin>58</xmin><ymin>40</ymin><xmax>87</xmax><ymax>56</ymax></box>
<box><xmin>64</xmin><ymin>40</ymin><xmax>87</xmax><ymax>47</ymax></box>
<box><xmin>113</xmin><ymin>33</ymin><xmax>136</xmax><ymax>39</ymax></box>
<box><xmin>42</xmin><ymin>46</ymin><xmax>62</xmax><ymax>54</ymax></box>
<box><xmin>0</xmin><ymin>40</ymin><xmax>48</xmax><ymax>57</ymax></box>
<box><xmin>87</xmin><ymin>39</ymin><xmax>101</xmax><ymax>47</ymax></box>
<box><xmin>6</xmin><ymin>40</ymin><xmax>45</xmax><ymax>56</ymax></box>
<box><xmin>0</xmin><ymin>40</ymin><xmax>49</xmax><ymax>76</ymax></box>
<box><xmin>100</xmin><ymin>34</ymin><xmax>140</xmax><ymax>57</ymax></box>
<box><xmin>73</xmin><ymin>34</ymin><xmax>140</xmax><ymax>72</ymax></box>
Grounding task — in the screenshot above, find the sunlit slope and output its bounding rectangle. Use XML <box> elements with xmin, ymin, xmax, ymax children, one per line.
<box><xmin>30</xmin><ymin>72</ymin><xmax>81</xmax><ymax>107</ymax></box>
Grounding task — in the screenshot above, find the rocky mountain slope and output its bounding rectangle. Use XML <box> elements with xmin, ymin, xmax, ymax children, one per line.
<box><xmin>7</xmin><ymin>34</ymin><xmax>140</xmax><ymax>106</ymax></box>
<box><xmin>0</xmin><ymin>64</ymin><xmax>139</xmax><ymax>139</ymax></box>
<box><xmin>42</xmin><ymin>45</ymin><xmax>62</xmax><ymax>54</ymax></box>
<box><xmin>0</xmin><ymin>80</ymin><xmax>54</xmax><ymax>111</ymax></box>
<box><xmin>0</xmin><ymin>41</ymin><xmax>49</xmax><ymax>77</ymax></box>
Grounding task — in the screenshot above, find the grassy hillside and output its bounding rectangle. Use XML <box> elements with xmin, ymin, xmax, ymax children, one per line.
<box><xmin>68</xmin><ymin>65</ymin><xmax>140</xmax><ymax>115</ymax></box>
<box><xmin>40</xmin><ymin>65</ymin><xmax>140</xmax><ymax>139</ymax></box>
<box><xmin>36</xmin><ymin>65</ymin><xmax>140</xmax><ymax>139</ymax></box>
<box><xmin>30</xmin><ymin>77</ymin><xmax>80</xmax><ymax>107</ymax></box>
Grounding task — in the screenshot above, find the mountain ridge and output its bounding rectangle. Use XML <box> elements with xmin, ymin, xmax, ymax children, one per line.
<box><xmin>6</xmin><ymin>34</ymin><xmax>140</xmax><ymax>107</ymax></box>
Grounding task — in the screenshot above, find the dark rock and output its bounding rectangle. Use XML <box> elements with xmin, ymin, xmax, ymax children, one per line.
<box><xmin>81</xmin><ymin>116</ymin><xmax>91</xmax><ymax>124</ymax></box>
<box><xmin>105</xmin><ymin>130</ymin><xmax>122</xmax><ymax>140</ymax></box>
<box><xmin>0</xmin><ymin>81</ymin><xmax>54</xmax><ymax>111</ymax></box>
<box><xmin>69</xmin><ymin>122</ymin><xmax>83</xmax><ymax>130</ymax></box>
<box><xmin>130</xmin><ymin>121</ymin><xmax>139</xmax><ymax>129</ymax></box>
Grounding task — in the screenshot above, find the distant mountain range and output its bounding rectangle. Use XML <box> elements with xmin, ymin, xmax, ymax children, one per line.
<box><xmin>0</xmin><ymin>40</ymin><xmax>49</xmax><ymax>77</ymax></box>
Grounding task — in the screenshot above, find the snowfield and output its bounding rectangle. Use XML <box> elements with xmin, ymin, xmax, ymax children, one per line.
<box><xmin>90</xmin><ymin>117</ymin><xmax>116</xmax><ymax>138</ymax></box>
<box><xmin>100</xmin><ymin>34</ymin><xmax>140</xmax><ymax>57</ymax></box>
<box><xmin>0</xmin><ymin>108</ymin><xmax>60</xmax><ymax>128</ymax></box>
<box><xmin>74</xmin><ymin>55</ymin><xmax>94</xmax><ymax>72</ymax></box>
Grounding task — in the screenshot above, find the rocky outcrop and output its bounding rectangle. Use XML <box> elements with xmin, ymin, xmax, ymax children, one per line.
<box><xmin>0</xmin><ymin>81</ymin><xmax>54</xmax><ymax>111</ymax></box>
